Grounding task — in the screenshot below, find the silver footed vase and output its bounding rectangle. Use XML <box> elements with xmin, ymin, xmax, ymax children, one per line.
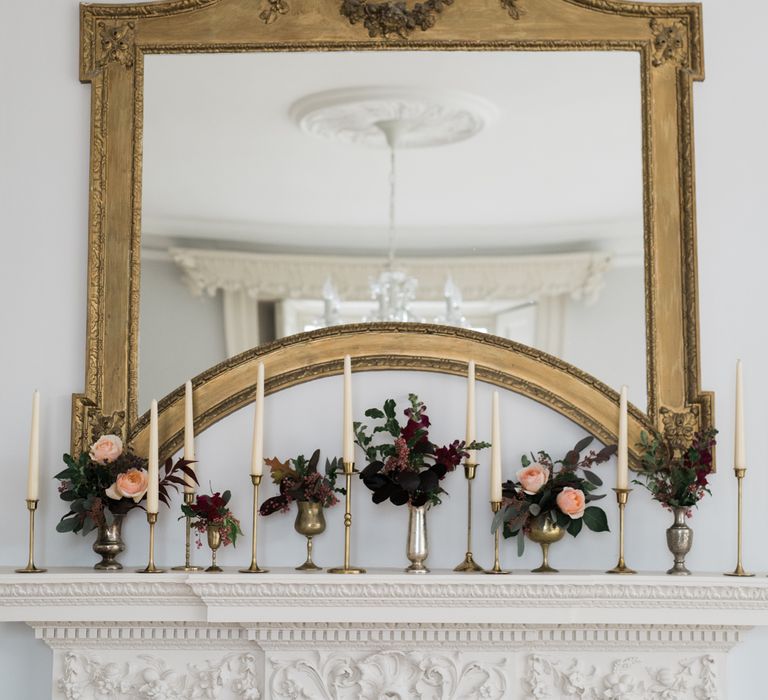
<box><xmin>406</xmin><ymin>503</ymin><xmax>429</xmax><ymax>573</ymax></box>
<box><xmin>92</xmin><ymin>513</ymin><xmax>126</xmax><ymax>570</ymax></box>
<box><xmin>666</xmin><ymin>506</ymin><xmax>692</xmax><ymax>575</ymax></box>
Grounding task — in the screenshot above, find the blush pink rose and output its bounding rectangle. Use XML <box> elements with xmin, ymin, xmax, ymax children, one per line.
<box><xmin>516</xmin><ymin>463</ymin><xmax>550</xmax><ymax>495</ymax></box>
<box><xmin>105</xmin><ymin>468</ymin><xmax>149</xmax><ymax>503</ymax></box>
<box><xmin>556</xmin><ymin>487</ymin><xmax>586</xmax><ymax>519</ymax></box>
<box><xmin>89</xmin><ymin>434</ymin><xmax>123</xmax><ymax>464</ymax></box>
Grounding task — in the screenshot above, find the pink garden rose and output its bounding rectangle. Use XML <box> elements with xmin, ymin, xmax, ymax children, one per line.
<box><xmin>516</xmin><ymin>463</ymin><xmax>550</xmax><ymax>495</ymax></box>
<box><xmin>105</xmin><ymin>468</ymin><xmax>149</xmax><ymax>503</ymax></box>
<box><xmin>89</xmin><ymin>434</ymin><xmax>123</xmax><ymax>464</ymax></box>
<box><xmin>556</xmin><ymin>487</ymin><xmax>586</xmax><ymax>519</ymax></box>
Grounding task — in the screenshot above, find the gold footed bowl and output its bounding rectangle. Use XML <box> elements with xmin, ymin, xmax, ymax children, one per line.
<box><xmin>294</xmin><ymin>501</ymin><xmax>326</xmax><ymax>571</ymax></box>
<box><xmin>527</xmin><ymin>513</ymin><xmax>565</xmax><ymax>573</ymax></box>
<box><xmin>206</xmin><ymin>524</ymin><xmax>223</xmax><ymax>572</ymax></box>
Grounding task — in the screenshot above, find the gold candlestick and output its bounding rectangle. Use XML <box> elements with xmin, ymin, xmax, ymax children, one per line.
<box><xmin>172</xmin><ymin>492</ymin><xmax>203</xmax><ymax>571</ymax></box>
<box><xmin>606</xmin><ymin>487</ymin><xmax>636</xmax><ymax>574</ymax></box>
<box><xmin>454</xmin><ymin>463</ymin><xmax>484</xmax><ymax>572</ymax></box>
<box><xmin>485</xmin><ymin>501</ymin><xmax>510</xmax><ymax>575</ymax></box>
<box><xmin>16</xmin><ymin>499</ymin><xmax>46</xmax><ymax>574</ymax></box>
<box><xmin>138</xmin><ymin>512</ymin><xmax>165</xmax><ymax>573</ymax></box>
<box><xmin>725</xmin><ymin>468</ymin><xmax>754</xmax><ymax>577</ymax></box>
<box><xmin>240</xmin><ymin>474</ymin><xmax>269</xmax><ymax>573</ymax></box>
<box><xmin>328</xmin><ymin>462</ymin><xmax>366</xmax><ymax>574</ymax></box>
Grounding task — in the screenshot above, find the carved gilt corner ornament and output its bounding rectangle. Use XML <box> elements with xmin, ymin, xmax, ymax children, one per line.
<box><xmin>339</xmin><ymin>0</ymin><xmax>454</xmax><ymax>39</ymax></box>
<box><xmin>260</xmin><ymin>0</ymin><xmax>290</xmax><ymax>24</ymax></box>
<box><xmin>660</xmin><ymin>405</ymin><xmax>700</xmax><ymax>458</ymax></box>
<box><xmin>650</xmin><ymin>18</ymin><xmax>688</xmax><ymax>68</ymax></box>
<box><xmin>500</xmin><ymin>0</ymin><xmax>523</xmax><ymax>20</ymax></box>
<box><xmin>96</xmin><ymin>21</ymin><xmax>135</xmax><ymax>69</ymax></box>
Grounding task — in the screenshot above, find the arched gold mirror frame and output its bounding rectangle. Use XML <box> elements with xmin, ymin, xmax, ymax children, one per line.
<box><xmin>74</xmin><ymin>0</ymin><xmax>712</xmax><ymax>464</ymax></box>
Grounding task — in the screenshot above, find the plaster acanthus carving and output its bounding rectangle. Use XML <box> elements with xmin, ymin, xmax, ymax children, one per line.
<box><xmin>339</xmin><ymin>0</ymin><xmax>454</xmax><ymax>39</ymax></box>
<box><xmin>524</xmin><ymin>654</ymin><xmax>719</xmax><ymax>700</ymax></box>
<box><xmin>260</xmin><ymin>0</ymin><xmax>289</xmax><ymax>24</ymax></box>
<box><xmin>269</xmin><ymin>650</ymin><xmax>506</xmax><ymax>699</ymax></box>
<box><xmin>169</xmin><ymin>248</ymin><xmax>611</xmax><ymax>304</ymax></box>
<box><xmin>96</xmin><ymin>21</ymin><xmax>135</xmax><ymax>69</ymax></box>
<box><xmin>57</xmin><ymin>652</ymin><xmax>261</xmax><ymax>700</ymax></box>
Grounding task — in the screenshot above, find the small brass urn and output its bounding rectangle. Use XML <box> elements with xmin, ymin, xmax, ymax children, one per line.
<box><xmin>294</xmin><ymin>501</ymin><xmax>326</xmax><ymax>571</ymax></box>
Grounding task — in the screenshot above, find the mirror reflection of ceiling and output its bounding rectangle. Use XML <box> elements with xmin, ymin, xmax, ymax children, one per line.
<box><xmin>141</xmin><ymin>51</ymin><xmax>642</xmax><ymax>259</ymax></box>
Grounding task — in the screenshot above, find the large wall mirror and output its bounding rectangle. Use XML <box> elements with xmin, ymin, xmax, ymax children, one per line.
<box><xmin>75</xmin><ymin>0</ymin><xmax>711</xmax><ymax>463</ymax></box>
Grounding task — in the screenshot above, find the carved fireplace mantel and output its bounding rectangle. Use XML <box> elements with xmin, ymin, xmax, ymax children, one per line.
<box><xmin>1</xmin><ymin>569</ymin><xmax>761</xmax><ymax>699</ymax></box>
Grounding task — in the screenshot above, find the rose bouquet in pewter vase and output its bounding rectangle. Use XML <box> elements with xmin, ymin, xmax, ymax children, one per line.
<box><xmin>259</xmin><ymin>449</ymin><xmax>344</xmax><ymax>570</ymax></box>
<box><xmin>493</xmin><ymin>436</ymin><xmax>614</xmax><ymax>573</ymax></box>
<box><xmin>355</xmin><ymin>394</ymin><xmax>489</xmax><ymax>573</ymax></box>
<box><xmin>633</xmin><ymin>427</ymin><xmax>717</xmax><ymax>575</ymax></box>
<box><xmin>55</xmin><ymin>435</ymin><xmax>196</xmax><ymax>570</ymax></box>
<box><xmin>180</xmin><ymin>489</ymin><xmax>242</xmax><ymax>572</ymax></box>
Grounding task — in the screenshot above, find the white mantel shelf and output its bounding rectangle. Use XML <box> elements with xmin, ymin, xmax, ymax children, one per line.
<box><xmin>4</xmin><ymin>568</ymin><xmax>756</xmax><ymax>698</ymax></box>
<box><xmin>1</xmin><ymin>567</ymin><xmax>765</xmax><ymax>627</ymax></box>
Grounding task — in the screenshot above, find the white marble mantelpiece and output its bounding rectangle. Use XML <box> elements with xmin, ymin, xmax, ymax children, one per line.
<box><xmin>1</xmin><ymin>568</ymin><xmax>760</xmax><ymax>699</ymax></box>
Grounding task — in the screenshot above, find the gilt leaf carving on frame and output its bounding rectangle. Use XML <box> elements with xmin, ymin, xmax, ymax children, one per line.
<box><xmin>339</xmin><ymin>0</ymin><xmax>455</xmax><ymax>39</ymax></box>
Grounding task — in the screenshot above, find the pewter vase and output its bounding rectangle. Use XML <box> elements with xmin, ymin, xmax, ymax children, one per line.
<box><xmin>92</xmin><ymin>513</ymin><xmax>126</xmax><ymax>570</ymax></box>
<box><xmin>666</xmin><ymin>506</ymin><xmax>692</xmax><ymax>575</ymax></box>
<box><xmin>294</xmin><ymin>501</ymin><xmax>326</xmax><ymax>571</ymax></box>
<box><xmin>406</xmin><ymin>503</ymin><xmax>429</xmax><ymax>573</ymax></box>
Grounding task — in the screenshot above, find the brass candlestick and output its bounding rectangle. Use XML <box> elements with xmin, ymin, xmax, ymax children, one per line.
<box><xmin>172</xmin><ymin>492</ymin><xmax>203</xmax><ymax>572</ymax></box>
<box><xmin>485</xmin><ymin>501</ymin><xmax>510</xmax><ymax>575</ymax></box>
<box><xmin>240</xmin><ymin>474</ymin><xmax>269</xmax><ymax>574</ymax></box>
<box><xmin>453</xmin><ymin>463</ymin><xmax>484</xmax><ymax>572</ymax></box>
<box><xmin>138</xmin><ymin>512</ymin><xmax>165</xmax><ymax>574</ymax></box>
<box><xmin>725</xmin><ymin>468</ymin><xmax>754</xmax><ymax>577</ymax></box>
<box><xmin>16</xmin><ymin>499</ymin><xmax>46</xmax><ymax>574</ymax></box>
<box><xmin>328</xmin><ymin>462</ymin><xmax>366</xmax><ymax>574</ymax></box>
<box><xmin>606</xmin><ymin>487</ymin><xmax>636</xmax><ymax>574</ymax></box>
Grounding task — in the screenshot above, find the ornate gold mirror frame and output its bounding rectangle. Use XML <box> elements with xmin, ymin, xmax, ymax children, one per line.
<box><xmin>75</xmin><ymin>0</ymin><xmax>711</xmax><ymax>464</ymax></box>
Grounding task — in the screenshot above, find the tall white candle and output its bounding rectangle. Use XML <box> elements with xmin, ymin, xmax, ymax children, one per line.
<box><xmin>147</xmin><ymin>399</ymin><xmax>159</xmax><ymax>514</ymax></box>
<box><xmin>617</xmin><ymin>385</ymin><xmax>629</xmax><ymax>489</ymax></box>
<box><xmin>735</xmin><ymin>360</ymin><xmax>746</xmax><ymax>469</ymax></box>
<box><xmin>26</xmin><ymin>390</ymin><xmax>40</xmax><ymax>501</ymax></box>
<box><xmin>490</xmin><ymin>391</ymin><xmax>502</xmax><ymax>502</ymax></box>
<box><xmin>183</xmin><ymin>380</ymin><xmax>196</xmax><ymax>493</ymax></box>
<box><xmin>250</xmin><ymin>363</ymin><xmax>265</xmax><ymax>476</ymax></box>
<box><xmin>343</xmin><ymin>355</ymin><xmax>354</xmax><ymax>464</ymax></box>
<box><xmin>466</xmin><ymin>360</ymin><xmax>477</xmax><ymax>464</ymax></box>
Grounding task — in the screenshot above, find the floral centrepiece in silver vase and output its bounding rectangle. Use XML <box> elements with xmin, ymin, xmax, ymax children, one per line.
<box><xmin>356</xmin><ymin>394</ymin><xmax>489</xmax><ymax>574</ymax></box>
<box><xmin>633</xmin><ymin>427</ymin><xmax>717</xmax><ymax>576</ymax></box>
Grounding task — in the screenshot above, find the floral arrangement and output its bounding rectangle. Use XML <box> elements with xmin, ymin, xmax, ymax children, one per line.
<box><xmin>180</xmin><ymin>490</ymin><xmax>243</xmax><ymax>548</ymax></box>
<box><xmin>260</xmin><ymin>449</ymin><xmax>344</xmax><ymax>516</ymax></box>
<box><xmin>494</xmin><ymin>436</ymin><xmax>615</xmax><ymax>553</ymax></box>
<box><xmin>355</xmin><ymin>394</ymin><xmax>489</xmax><ymax>508</ymax></box>
<box><xmin>633</xmin><ymin>428</ymin><xmax>717</xmax><ymax>513</ymax></box>
<box><xmin>55</xmin><ymin>434</ymin><xmax>196</xmax><ymax>535</ymax></box>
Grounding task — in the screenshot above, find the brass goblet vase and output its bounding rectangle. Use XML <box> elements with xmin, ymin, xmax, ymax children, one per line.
<box><xmin>527</xmin><ymin>513</ymin><xmax>565</xmax><ymax>573</ymax></box>
<box><xmin>294</xmin><ymin>501</ymin><xmax>326</xmax><ymax>571</ymax></box>
<box><xmin>206</xmin><ymin>523</ymin><xmax>223</xmax><ymax>572</ymax></box>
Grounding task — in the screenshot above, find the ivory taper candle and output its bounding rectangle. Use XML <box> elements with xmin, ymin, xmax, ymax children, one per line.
<box><xmin>735</xmin><ymin>360</ymin><xmax>745</xmax><ymax>469</ymax></box>
<box><xmin>343</xmin><ymin>355</ymin><xmax>354</xmax><ymax>464</ymax></box>
<box><xmin>26</xmin><ymin>390</ymin><xmax>40</xmax><ymax>501</ymax></box>
<box><xmin>466</xmin><ymin>361</ymin><xmax>477</xmax><ymax>463</ymax></box>
<box><xmin>183</xmin><ymin>380</ymin><xmax>196</xmax><ymax>493</ymax></box>
<box><xmin>490</xmin><ymin>391</ymin><xmax>502</xmax><ymax>502</ymax></box>
<box><xmin>617</xmin><ymin>385</ymin><xmax>629</xmax><ymax>489</ymax></box>
<box><xmin>147</xmin><ymin>399</ymin><xmax>159</xmax><ymax>513</ymax></box>
<box><xmin>250</xmin><ymin>362</ymin><xmax>265</xmax><ymax>476</ymax></box>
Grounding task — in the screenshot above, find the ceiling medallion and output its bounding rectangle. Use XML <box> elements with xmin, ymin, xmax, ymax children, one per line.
<box><xmin>291</xmin><ymin>87</ymin><xmax>499</xmax><ymax>149</ymax></box>
<box><xmin>340</xmin><ymin>0</ymin><xmax>454</xmax><ymax>39</ymax></box>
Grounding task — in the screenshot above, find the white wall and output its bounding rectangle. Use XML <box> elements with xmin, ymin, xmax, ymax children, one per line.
<box><xmin>1</xmin><ymin>1</ymin><xmax>767</xmax><ymax>698</ymax></box>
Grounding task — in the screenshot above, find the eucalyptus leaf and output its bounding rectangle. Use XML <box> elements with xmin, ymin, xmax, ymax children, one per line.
<box><xmin>521</xmin><ymin>454</ymin><xmax>531</xmax><ymax>468</ymax></box>
<box><xmin>517</xmin><ymin>529</ymin><xmax>526</xmax><ymax>556</ymax></box>
<box><xmin>56</xmin><ymin>517</ymin><xmax>79</xmax><ymax>533</ymax></box>
<box><xmin>583</xmin><ymin>470</ymin><xmax>603</xmax><ymax>486</ymax></box>
<box><xmin>528</xmin><ymin>503</ymin><xmax>541</xmax><ymax>517</ymax></box>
